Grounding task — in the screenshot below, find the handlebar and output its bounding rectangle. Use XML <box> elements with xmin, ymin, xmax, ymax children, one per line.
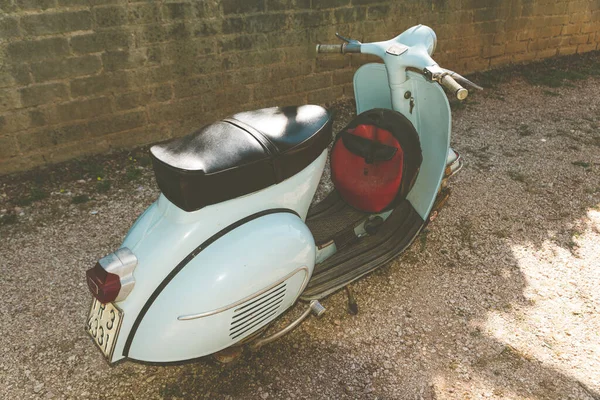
<box><xmin>316</xmin><ymin>44</ymin><xmax>361</xmax><ymax>54</ymax></box>
<box><xmin>317</xmin><ymin>29</ymin><xmax>475</xmax><ymax>101</ymax></box>
<box><xmin>440</xmin><ymin>74</ymin><xmax>469</xmax><ymax>101</ymax></box>
<box><xmin>423</xmin><ymin>67</ymin><xmax>470</xmax><ymax>100</ymax></box>
<box><xmin>316</xmin><ymin>44</ymin><xmax>343</xmax><ymax>54</ymax></box>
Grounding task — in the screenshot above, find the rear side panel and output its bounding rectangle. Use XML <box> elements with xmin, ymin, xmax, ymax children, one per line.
<box><xmin>109</xmin><ymin>150</ymin><xmax>327</xmax><ymax>363</ymax></box>
<box><xmin>127</xmin><ymin>213</ymin><xmax>315</xmax><ymax>363</ymax></box>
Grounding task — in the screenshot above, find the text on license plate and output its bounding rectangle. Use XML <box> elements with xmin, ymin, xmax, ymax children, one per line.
<box><xmin>86</xmin><ymin>299</ymin><xmax>123</xmax><ymax>361</ymax></box>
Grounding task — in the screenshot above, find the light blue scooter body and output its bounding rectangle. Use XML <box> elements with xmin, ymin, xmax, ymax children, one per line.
<box><xmin>91</xmin><ymin>25</ymin><xmax>458</xmax><ymax>364</ymax></box>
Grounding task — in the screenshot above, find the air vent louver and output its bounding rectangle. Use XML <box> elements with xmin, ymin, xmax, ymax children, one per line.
<box><xmin>229</xmin><ymin>283</ymin><xmax>287</xmax><ymax>340</ymax></box>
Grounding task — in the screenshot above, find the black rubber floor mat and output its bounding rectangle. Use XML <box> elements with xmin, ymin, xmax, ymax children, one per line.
<box><xmin>301</xmin><ymin>200</ymin><xmax>424</xmax><ymax>300</ymax></box>
<box><xmin>307</xmin><ymin>190</ymin><xmax>345</xmax><ymax>219</ymax></box>
<box><xmin>306</xmin><ymin>190</ymin><xmax>368</xmax><ymax>245</ymax></box>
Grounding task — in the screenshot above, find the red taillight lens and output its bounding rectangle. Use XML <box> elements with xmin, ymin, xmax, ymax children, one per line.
<box><xmin>86</xmin><ymin>263</ymin><xmax>121</xmax><ymax>304</ymax></box>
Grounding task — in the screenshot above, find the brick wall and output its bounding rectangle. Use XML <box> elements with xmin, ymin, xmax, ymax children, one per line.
<box><xmin>1</xmin><ymin>0</ymin><xmax>599</xmax><ymax>175</ymax></box>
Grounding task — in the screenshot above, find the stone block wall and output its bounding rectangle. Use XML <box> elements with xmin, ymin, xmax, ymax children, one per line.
<box><xmin>1</xmin><ymin>0</ymin><xmax>599</xmax><ymax>174</ymax></box>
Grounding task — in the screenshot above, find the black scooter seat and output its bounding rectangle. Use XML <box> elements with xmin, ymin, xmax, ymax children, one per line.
<box><xmin>151</xmin><ymin>105</ymin><xmax>332</xmax><ymax>212</ymax></box>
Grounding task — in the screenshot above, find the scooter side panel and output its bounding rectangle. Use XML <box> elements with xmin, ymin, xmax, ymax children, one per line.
<box><xmin>109</xmin><ymin>150</ymin><xmax>327</xmax><ymax>363</ymax></box>
<box><xmin>127</xmin><ymin>213</ymin><xmax>315</xmax><ymax>363</ymax></box>
<box><xmin>401</xmin><ymin>74</ymin><xmax>451</xmax><ymax>219</ymax></box>
<box><xmin>353</xmin><ymin>63</ymin><xmax>392</xmax><ymax>114</ymax></box>
<box><xmin>354</xmin><ymin>64</ymin><xmax>451</xmax><ymax>219</ymax></box>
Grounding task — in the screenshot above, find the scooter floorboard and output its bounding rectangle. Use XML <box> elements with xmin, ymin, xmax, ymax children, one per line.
<box><xmin>303</xmin><ymin>196</ymin><xmax>424</xmax><ymax>300</ymax></box>
<box><xmin>306</xmin><ymin>190</ymin><xmax>368</xmax><ymax>244</ymax></box>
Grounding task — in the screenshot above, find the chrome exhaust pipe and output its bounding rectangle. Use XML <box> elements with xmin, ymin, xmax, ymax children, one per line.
<box><xmin>250</xmin><ymin>300</ymin><xmax>325</xmax><ymax>349</ymax></box>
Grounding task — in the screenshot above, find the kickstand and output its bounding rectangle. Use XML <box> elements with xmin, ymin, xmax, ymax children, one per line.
<box><xmin>345</xmin><ymin>286</ymin><xmax>359</xmax><ymax>315</ymax></box>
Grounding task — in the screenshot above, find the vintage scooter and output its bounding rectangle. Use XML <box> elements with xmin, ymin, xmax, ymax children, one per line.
<box><xmin>85</xmin><ymin>25</ymin><xmax>480</xmax><ymax>364</ymax></box>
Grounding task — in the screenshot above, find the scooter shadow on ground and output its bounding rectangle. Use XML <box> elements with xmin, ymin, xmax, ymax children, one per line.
<box><xmin>142</xmin><ymin>106</ymin><xmax>600</xmax><ymax>399</ymax></box>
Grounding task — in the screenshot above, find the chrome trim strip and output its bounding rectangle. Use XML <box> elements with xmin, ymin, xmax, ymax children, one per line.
<box><xmin>177</xmin><ymin>266</ymin><xmax>310</xmax><ymax>321</ymax></box>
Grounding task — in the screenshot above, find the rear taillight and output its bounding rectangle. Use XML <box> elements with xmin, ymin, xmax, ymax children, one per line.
<box><xmin>86</xmin><ymin>263</ymin><xmax>121</xmax><ymax>303</ymax></box>
<box><xmin>86</xmin><ymin>248</ymin><xmax>137</xmax><ymax>304</ymax></box>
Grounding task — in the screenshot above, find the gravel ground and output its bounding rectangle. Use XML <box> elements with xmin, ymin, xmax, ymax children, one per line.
<box><xmin>1</xmin><ymin>70</ymin><xmax>599</xmax><ymax>400</ymax></box>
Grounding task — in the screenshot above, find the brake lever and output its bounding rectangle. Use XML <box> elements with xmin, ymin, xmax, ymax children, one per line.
<box><xmin>443</xmin><ymin>69</ymin><xmax>483</xmax><ymax>91</ymax></box>
<box><xmin>335</xmin><ymin>32</ymin><xmax>361</xmax><ymax>45</ymax></box>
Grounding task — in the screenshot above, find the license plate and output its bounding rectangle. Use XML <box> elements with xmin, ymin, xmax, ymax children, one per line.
<box><xmin>86</xmin><ymin>299</ymin><xmax>123</xmax><ymax>361</ymax></box>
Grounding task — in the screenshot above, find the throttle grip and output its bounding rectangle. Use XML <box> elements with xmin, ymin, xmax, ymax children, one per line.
<box><xmin>316</xmin><ymin>44</ymin><xmax>344</xmax><ymax>54</ymax></box>
<box><xmin>441</xmin><ymin>74</ymin><xmax>469</xmax><ymax>100</ymax></box>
